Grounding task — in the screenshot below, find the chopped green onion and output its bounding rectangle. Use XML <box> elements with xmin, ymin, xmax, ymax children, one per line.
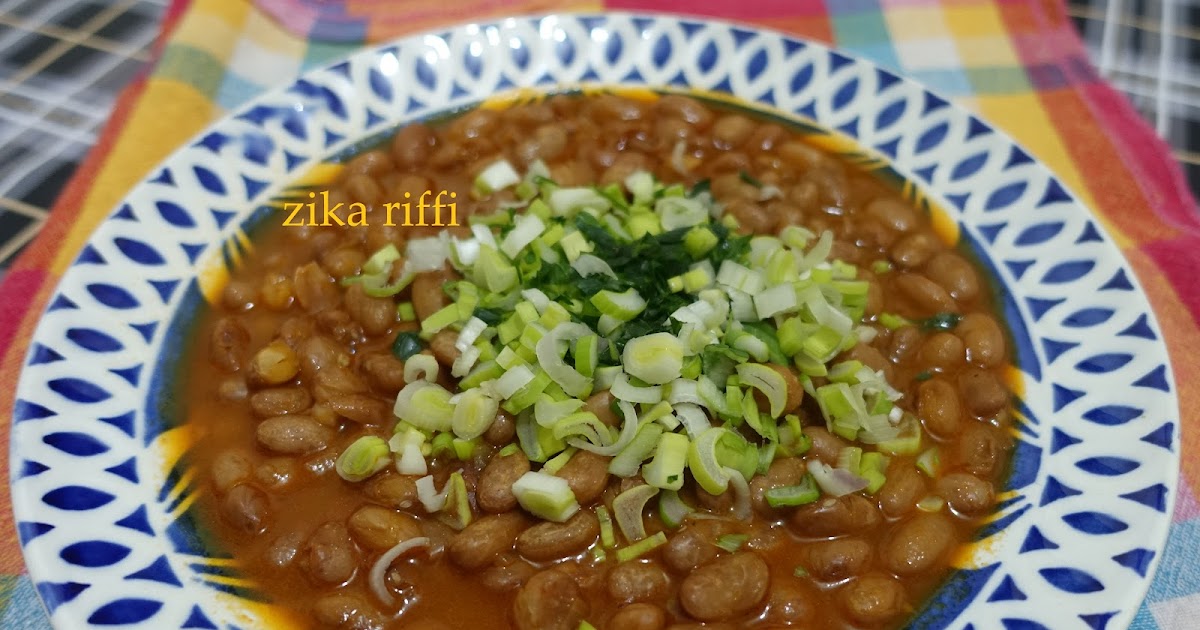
<box><xmin>715</xmin><ymin>533</ymin><xmax>749</xmax><ymax>553</ymax></box>
<box><xmin>591</xmin><ymin>288</ymin><xmax>647</xmax><ymax>321</ymax></box>
<box><xmin>922</xmin><ymin>312</ymin><xmax>963</xmax><ymax>331</ymax></box>
<box><xmin>687</xmin><ymin>427</ymin><xmax>732</xmax><ymax>495</ymax></box>
<box><xmin>542</xmin><ymin>447</ymin><xmax>577</xmax><ymax>475</ymax></box>
<box><xmin>615</xmin><ymin>531</ymin><xmax>667</xmax><ymax>563</ymax></box>
<box><xmin>658</xmin><ymin>489</ymin><xmax>694</xmax><ymax>529</ymax></box>
<box><xmin>392</xmin><ymin>332</ymin><xmax>424</xmax><ymax>360</ymax></box>
<box><xmin>335</xmin><ymin>436</ymin><xmax>390</xmax><ymax>482</ymax></box>
<box><xmin>440</xmin><ymin>471</ymin><xmax>472</xmax><ymax>530</ymax></box>
<box><xmin>512</xmin><ymin>471</ymin><xmax>579</xmax><ymax>522</ymax></box>
<box><xmin>916</xmin><ymin>447</ymin><xmax>941</xmax><ymax>477</ymax></box>
<box><xmin>642</xmin><ymin>431</ymin><xmax>689</xmax><ymax>491</ymax></box>
<box><xmin>765</xmin><ymin>474</ymin><xmax>821</xmax><ymax>507</ymax></box>
<box><xmin>610</xmin><ymin>373</ymin><xmax>663</xmax><ymax>404</ymax></box>
<box><xmin>623</xmin><ymin>333</ymin><xmax>685</xmax><ymax>385</ymax></box>
<box><xmin>612</xmin><ymin>484</ymin><xmax>660</xmax><ymax>542</ymax></box>
<box><xmin>393</xmin><ymin>381</ymin><xmax>455</xmax><ymax>432</ymax></box>
<box><xmin>609</xmin><ymin>423</ymin><xmax>664</xmax><ymax>478</ymax></box>
<box><xmin>735</xmin><ymin>363</ymin><xmax>789</xmax><ymax>418</ymax></box>
<box><xmin>404</xmin><ymin>353</ymin><xmax>439</xmax><ymax>384</ymax></box>
<box><xmin>793</xmin><ymin>566</ymin><xmax>809</xmax><ymax>578</ymax></box>
<box><xmin>917</xmin><ymin>495</ymin><xmax>945</xmax><ymax>512</ymax></box>
<box><xmin>474</xmin><ymin>159</ymin><xmax>521</xmax><ymax>196</ymax></box>
<box><xmin>597</xmin><ymin>505</ymin><xmax>617</xmax><ymax>548</ymax></box>
<box><xmin>451</xmin><ymin>388</ymin><xmax>498</xmax><ymax>440</ymax></box>
<box><xmin>397</xmin><ymin>302</ymin><xmax>416</xmax><ymax>321</ymax></box>
<box><xmin>878</xmin><ymin>312</ymin><xmax>910</xmax><ymax>330</ymax></box>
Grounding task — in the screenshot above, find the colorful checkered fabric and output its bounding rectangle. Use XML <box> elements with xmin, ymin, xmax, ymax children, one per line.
<box><xmin>0</xmin><ymin>0</ymin><xmax>1198</xmax><ymax>627</ymax></box>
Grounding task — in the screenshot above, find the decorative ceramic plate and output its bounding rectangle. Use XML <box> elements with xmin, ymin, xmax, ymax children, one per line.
<box><xmin>10</xmin><ymin>13</ymin><xmax>1179</xmax><ymax>630</ymax></box>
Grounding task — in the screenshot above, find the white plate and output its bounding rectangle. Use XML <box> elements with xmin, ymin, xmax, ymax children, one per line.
<box><xmin>10</xmin><ymin>13</ymin><xmax>1179</xmax><ymax>629</ymax></box>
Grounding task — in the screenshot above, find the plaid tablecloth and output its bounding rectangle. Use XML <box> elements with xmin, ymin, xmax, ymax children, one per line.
<box><xmin>0</xmin><ymin>0</ymin><xmax>1197</xmax><ymax>627</ymax></box>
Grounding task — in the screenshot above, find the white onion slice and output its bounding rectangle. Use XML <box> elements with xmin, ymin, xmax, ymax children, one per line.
<box><xmin>368</xmin><ymin>537</ymin><xmax>431</xmax><ymax>606</ymax></box>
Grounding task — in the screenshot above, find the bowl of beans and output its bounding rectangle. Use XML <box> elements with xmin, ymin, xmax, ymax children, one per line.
<box><xmin>10</xmin><ymin>13</ymin><xmax>1179</xmax><ymax>630</ymax></box>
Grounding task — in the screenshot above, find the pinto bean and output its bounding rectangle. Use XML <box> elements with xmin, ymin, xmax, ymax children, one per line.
<box><xmin>919</xmin><ymin>332</ymin><xmax>965</xmax><ymax>371</ymax></box>
<box><xmin>725</xmin><ymin>198</ymin><xmax>776</xmax><ymax>235</ymax></box>
<box><xmin>302</xmin><ymin>522</ymin><xmax>359</xmax><ymax>585</ymax></box>
<box><xmin>878</xmin><ymin>463</ymin><xmax>927</xmax><ymax>518</ymax></box>
<box><xmin>956</xmin><ymin>313</ymin><xmax>1006</xmax><ymax>368</ymax></box>
<box><xmin>312</xmin><ymin>594</ymin><xmax>385</xmax><ymax>630</ymax></box>
<box><xmin>485</xmin><ymin>410</ymin><xmax>516</xmax><ymax>445</ymax></box>
<box><xmin>608</xmin><ymin>603</ymin><xmax>667</xmax><ymax>630</ymax></box>
<box><xmin>805</xmin><ymin>538</ymin><xmax>872</xmax><ymax>582</ymax></box>
<box><xmin>608</xmin><ymin>561</ymin><xmax>672</xmax><ymax>604</ymax></box>
<box><xmin>516</xmin><ymin>511</ymin><xmax>599</xmax><ymax>562</ymax></box>
<box><xmin>663</xmin><ymin>519</ymin><xmax>733</xmax><ymax>573</ymax></box>
<box><xmin>478</xmin><ymin>451</ymin><xmax>531</xmax><ymax>513</ymax></box>
<box><xmin>481</xmin><ymin>558</ymin><xmax>537</xmax><ymax>592</ymax></box>
<box><xmin>918</xmin><ymin>378</ymin><xmax>962</xmax><ymax>439</ymax></box>
<box><xmin>345</xmin><ymin>149</ymin><xmax>394</xmax><ymax>177</ymax></box>
<box><xmin>840</xmin><ymin>343</ymin><xmax>894</xmax><ymax>383</ymax></box>
<box><xmin>866</xmin><ymin>198</ymin><xmax>920</xmax><ymax>234</ymax></box>
<box><xmin>294</xmin><ymin>262</ymin><xmax>340</xmax><ymax>313</ymax></box>
<box><xmin>925</xmin><ymin>251</ymin><xmax>980</xmax><ymax>302</ymax></box>
<box><xmin>257</xmin><ymin>415</ymin><xmax>335</xmax><ymax>455</ymax></box>
<box><xmin>586</xmin><ymin>391</ymin><xmax>621</xmax><ymax>427</ymax></box>
<box><xmin>324</xmin><ymin>394</ymin><xmax>387</xmax><ymax>425</ymax></box>
<box><xmin>222</xmin><ymin>483</ymin><xmax>270</xmax><ymax>534</ymax></box>
<box><xmin>223</xmin><ymin>280</ymin><xmax>257</xmax><ymax>310</ymax></box>
<box><xmin>361</xmin><ymin>353</ymin><xmax>406</xmax><ymax>394</ymax></box>
<box><xmin>839</xmin><ymin>574</ymin><xmax>909</xmax><ymax>626</ymax></box>
<box><xmin>315</xmin><ymin>309</ymin><xmax>363</xmax><ymax>345</ymax></box>
<box><xmin>250</xmin><ymin>386</ymin><xmax>312</xmax><ymax>417</ymax></box>
<box><xmin>344</xmin><ymin>285</ymin><xmax>395</xmax><ymax>336</ymax></box>
<box><xmin>890</xmin><ymin>232</ymin><xmax>941</xmax><ymax>270</ymax></box>
<box><xmin>959</xmin><ymin>369</ymin><xmax>1008</xmax><ymax>417</ymax></box>
<box><xmin>513</xmin><ymin>569</ymin><xmax>589</xmax><ymax>630</ymax></box>
<box><xmin>429</xmin><ymin>329</ymin><xmax>461</xmax><ymax>368</ymax></box>
<box><xmin>209</xmin><ymin>316</ymin><xmax>249</xmax><ymax>372</ymax></box>
<box><xmin>789</xmin><ymin>494</ymin><xmax>880</xmax><ymax>538</ymax></box>
<box><xmin>880</xmin><ymin>512</ymin><xmax>957</xmax><ymax>576</ymax></box>
<box><xmin>212</xmin><ymin>450</ymin><xmax>252</xmax><ymax>492</ymax></box>
<box><xmin>260</xmin><ymin>272</ymin><xmax>294</xmax><ymax>311</ymax></box>
<box><xmin>300</xmin><ymin>336</ymin><xmax>346</xmax><ymax>380</ymax></box>
<box><xmin>896</xmin><ymin>273</ymin><xmax>956</xmax><ymax>316</ymax></box>
<box><xmin>937</xmin><ymin>473</ymin><xmax>995</xmax><ymax>516</ymax></box>
<box><xmin>750</xmin><ymin>457</ymin><xmax>807</xmax><ymax>516</ymax></box>
<box><xmin>347</xmin><ymin>505</ymin><xmax>422</xmax><ymax>550</ymax></box>
<box><xmin>449</xmin><ymin>512</ymin><xmax>529</xmax><ymax>570</ymax></box>
<box><xmin>321</xmin><ymin>247</ymin><xmax>366</xmax><ymax>279</ymax></box>
<box><xmin>391</xmin><ymin>123</ymin><xmax>435</xmax><ymax>167</ymax></box>
<box><xmin>711</xmin><ymin>115</ymin><xmax>756</xmax><ymax>149</ymax></box>
<box><xmin>888</xmin><ymin>325</ymin><xmax>922</xmax><ymax>364</ymax></box>
<box><xmin>249</xmin><ymin>340</ymin><xmax>301</xmax><ymax>386</ymax></box>
<box><xmin>957</xmin><ymin>422</ymin><xmax>1009</xmax><ymax>478</ymax></box>
<box><xmin>803</xmin><ymin>426</ymin><xmax>848</xmax><ymax>465</ymax></box>
<box><xmin>314</xmin><ymin>366</ymin><xmax>370</xmax><ymax>398</ymax></box>
<box><xmin>762</xmin><ymin>581</ymin><xmax>818</xmax><ymax>625</ymax></box>
<box><xmin>679</xmin><ymin>553</ymin><xmax>769</xmax><ymax>622</ymax></box>
<box><xmin>364</xmin><ymin>474</ymin><xmax>419</xmax><ymax>510</ymax></box>
<box><xmin>556</xmin><ymin>450</ymin><xmax>611</xmax><ymax>506</ymax></box>
<box><xmin>411</xmin><ymin>269</ymin><xmax>454</xmax><ymax>321</ymax></box>
<box><xmin>255</xmin><ymin>457</ymin><xmax>297</xmax><ymax>490</ymax></box>
<box><xmin>655</xmin><ymin>94</ymin><xmax>714</xmax><ymax>128</ymax></box>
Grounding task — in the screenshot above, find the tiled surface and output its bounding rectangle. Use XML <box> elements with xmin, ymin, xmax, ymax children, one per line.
<box><xmin>0</xmin><ymin>0</ymin><xmax>166</xmax><ymax>270</ymax></box>
<box><xmin>0</xmin><ymin>0</ymin><xmax>1195</xmax><ymax>277</ymax></box>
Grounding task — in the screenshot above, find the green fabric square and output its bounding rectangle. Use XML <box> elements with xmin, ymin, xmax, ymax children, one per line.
<box><xmin>966</xmin><ymin>66</ymin><xmax>1031</xmax><ymax>94</ymax></box>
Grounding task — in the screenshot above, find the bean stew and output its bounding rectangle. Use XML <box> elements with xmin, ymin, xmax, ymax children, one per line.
<box><xmin>190</xmin><ymin>92</ymin><xmax>1013</xmax><ymax>630</ymax></box>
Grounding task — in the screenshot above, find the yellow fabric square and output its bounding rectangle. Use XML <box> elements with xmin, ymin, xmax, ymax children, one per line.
<box><xmin>944</xmin><ymin>4</ymin><xmax>1007</xmax><ymax>39</ymax></box>
<box><xmin>883</xmin><ymin>6</ymin><xmax>948</xmax><ymax>40</ymax></box>
<box><xmin>170</xmin><ymin>0</ymin><xmax>251</xmax><ymax>63</ymax></box>
<box><xmin>956</xmin><ymin>36</ymin><xmax>1018</xmax><ymax>65</ymax></box>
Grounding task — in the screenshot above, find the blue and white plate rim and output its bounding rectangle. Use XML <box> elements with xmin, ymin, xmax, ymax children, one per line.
<box><xmin>8</xmin><ymin>11</ymin><xmax>1181</xmax><ymax>630</ymax></box>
